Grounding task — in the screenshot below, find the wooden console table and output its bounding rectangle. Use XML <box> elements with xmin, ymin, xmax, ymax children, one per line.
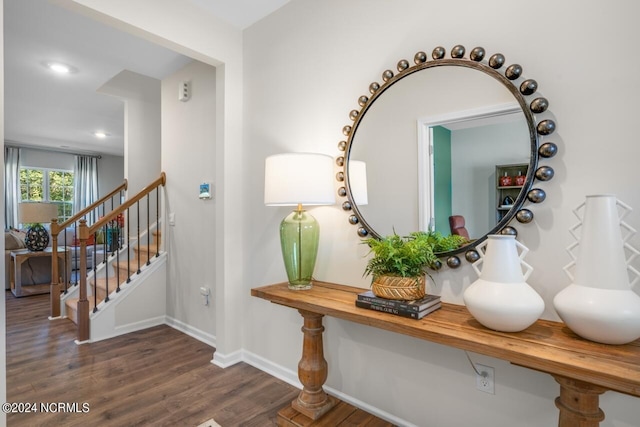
<box><xmin>251</xmin><ymin>281</ymin><xmax>640</xmax><ymax>427</ymax></box>
<box><xmin>10</xmin><ymin>247</ymin><xmax>70</xmax><ymax>297</ymax></box>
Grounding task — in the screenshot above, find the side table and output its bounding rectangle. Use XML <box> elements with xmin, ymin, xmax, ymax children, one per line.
<box><xmin>10</xmin><ymin>247</ymin><xmax>70</xmax><ymax>297</ymax></box>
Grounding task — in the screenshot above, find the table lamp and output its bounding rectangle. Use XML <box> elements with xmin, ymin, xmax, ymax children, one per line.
<box><xmin>19</xmin><ymin>202</ymin><xmax>58</xmax><ymax>251</ymax></box>
<box><xmin>264</xmin><ymin>153</ymin><xmax>335</xmax><ymax>290</ymax></box>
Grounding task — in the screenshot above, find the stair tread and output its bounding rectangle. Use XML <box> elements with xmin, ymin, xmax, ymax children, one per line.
<box><xmin>65</xmin><ymin>234</ymin><xmax>162</xmax><ymax>325</ymax></box>
<box><xmin>92</xmin><ymin>276</ymin><xmax>124</xmax><ymax>290</ymax></box>
<box><xmin>65</xmin><ymin>297</ymin><xmax>97</xmax><ymax>309</ymax></box>
<box><xmin>113</xmin><ymin>259</ymin><xmax>147</xmax><ymax>269</ymax></box>
<box><xmin>135</xmin><ymin>244</ymin><xmax>160</xmax><ymax>252</ymax></box>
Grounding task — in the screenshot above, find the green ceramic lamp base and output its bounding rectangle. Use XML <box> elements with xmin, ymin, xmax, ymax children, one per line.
<box><xmin>280</xmin><ymin>208</ymin><xmax>320</xmax><ymax>290</ymax></box>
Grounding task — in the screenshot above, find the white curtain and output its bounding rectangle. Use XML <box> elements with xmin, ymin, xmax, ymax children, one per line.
<box><xmin>4</xmin><ymin>146</ymin><xmax>21</xmax><ymax>229</ymax></box>
<box><xmin>73</xmin><ymin>155</ymin><xmax>99</xmax><ymax>223</ymax></box>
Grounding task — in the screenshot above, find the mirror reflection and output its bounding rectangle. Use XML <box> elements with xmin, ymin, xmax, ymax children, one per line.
<box><xmin>348</xmin><ymin>66</ymin><xmax>530</xmax><ymax>240</ymax></box>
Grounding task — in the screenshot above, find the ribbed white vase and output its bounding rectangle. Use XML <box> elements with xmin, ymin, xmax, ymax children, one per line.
<box><xmin>553</xmin><ymin>194</ymin><xmax>640</xmax><ymax>345</ymax></box>
<box><xmin>463</xmin><ymin>235</ymin><xmax>544</xmax><ymax>332</ymax></box>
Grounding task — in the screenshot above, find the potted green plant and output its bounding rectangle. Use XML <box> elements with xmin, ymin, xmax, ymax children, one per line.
<box><xmin>363</xmin><ymin>231</ymin><xmax>467</xmax><ymax>300</ymax></box>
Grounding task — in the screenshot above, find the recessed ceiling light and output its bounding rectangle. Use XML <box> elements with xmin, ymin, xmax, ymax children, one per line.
<box><xmin>49</xmin><ymin>63</ymin><xmax>70</xmax><ymax>73</ymax></box>
<box><xmin>42</xmin><ymin>61</ymin><xmax>77</xmax><ymax>74</ymax></box>
<box><xmin>94</xmin><ymin>131</ymin><xmax>109</xmax><ymax>138</ymax></box>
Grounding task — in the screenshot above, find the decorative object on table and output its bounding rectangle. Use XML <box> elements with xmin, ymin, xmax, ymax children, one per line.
<box><xmin>463</xmin><ymin>234</ymin><xmax>544</xmax><ymax>332</ymax></box>
<box><xmin>18</xmin><ymin>202</ymin><xmax>58</xmax><ymax>251</ymax></box>
<box><xmin>356</xmin><ymin>290</ymin><xmax>441</xmax><ymax>319</ymax></box>
<box><xmin>97</xmin><ymin>213</ymin><xmax>124</xmax><ymax>252</ymax></box>
<box><xmin>264</xmin><ymin>153</ymin><xmax>335</xmax><ymax>290</ymax></box>
<box><xmin>363</xmin><ymin>231</ymin><xmax>467</xmax><ymax>300</ymax></box>
<box><xmin>515</xmin><ymin>171</ymin><xmax>526</xmax><ymax>186</ymax></box>
<box><xmin>554</xmin><ymin>194</ymin><xmax>640</xmax><ymax>345</ymax></box>
<box><xmin>498</xmin><ymin>172</ymin><xmax>513</xmax><ymax>187</ymax></box>
<box><xmin>355</xmin><ymin>298</ymin><xmax>441</xmax><ymax>319</ymax></box>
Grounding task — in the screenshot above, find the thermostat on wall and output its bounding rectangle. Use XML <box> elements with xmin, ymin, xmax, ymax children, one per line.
<box><xmin>199</xmin><ymin>182</ymin><xmax>212</xmax><ymax>199</ymax></box>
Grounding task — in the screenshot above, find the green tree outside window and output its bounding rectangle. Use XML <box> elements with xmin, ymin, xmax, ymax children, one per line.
<box><xmin>19</xmin><ymin>168</ymin><xmax>74</xmax><ymax>222</ymax></box>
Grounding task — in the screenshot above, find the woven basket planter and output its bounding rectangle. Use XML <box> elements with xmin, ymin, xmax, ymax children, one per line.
<box><xmin>371</xmin><ymin>275</ymin><xmax>426</xmax><ymax>301</ymax></box>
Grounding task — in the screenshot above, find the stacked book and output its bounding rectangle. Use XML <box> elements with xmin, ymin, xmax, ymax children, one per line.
<box><xmin>355</xmin><ymin>290</ymin><xmax>441</xmax><ymax>320</ymax></box>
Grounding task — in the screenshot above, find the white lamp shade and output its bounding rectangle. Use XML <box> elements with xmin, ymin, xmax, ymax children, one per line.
<box><xmin>19</xmin><ymin>202</ymin><xmax>58</xmax><ymax>224</ymax></box>
<box><xmin>264</xmin><ymin>153</ymin><xmax>336</xmax><ymax>206</ymax></box>
<box><xmin>348</xmin><ymin>160</ymin><xmax>368</xmax><ymax>206</ymax></box>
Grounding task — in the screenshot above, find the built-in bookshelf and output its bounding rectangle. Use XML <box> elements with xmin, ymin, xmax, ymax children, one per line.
<box><xmin>495</xmin><ymin>163</ymin><xmax>528</xmax><ymax>223</ymax></box>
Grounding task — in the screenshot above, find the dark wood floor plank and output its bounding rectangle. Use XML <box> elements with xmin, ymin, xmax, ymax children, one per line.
<box><xmin>5</xmin><ymin>290</ymin><xmax>393</xmax><ymax>426</ymax></box>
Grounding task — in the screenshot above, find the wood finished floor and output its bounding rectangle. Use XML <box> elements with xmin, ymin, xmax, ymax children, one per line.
<box><xmin>5</xmin><ymin>291</ymin><xmax>300</xmax><ymax>426</ymax></box>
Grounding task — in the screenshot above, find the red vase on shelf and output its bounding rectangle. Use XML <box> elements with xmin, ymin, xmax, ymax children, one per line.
<box><xmin>515</xmin><ymin>172</ymin><xmax>526</xmax><ymax>186</ymax></box>
<box><xmin>499</xmin><ymin>173</ymin><xmax>513</xmax><ymax>187</ymax></box>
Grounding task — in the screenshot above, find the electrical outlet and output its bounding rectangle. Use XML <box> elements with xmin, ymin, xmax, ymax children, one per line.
<box><xmin>475</xmin><ymin>364</ymin><xmax>495</xmax><ymax>394</ymax></box>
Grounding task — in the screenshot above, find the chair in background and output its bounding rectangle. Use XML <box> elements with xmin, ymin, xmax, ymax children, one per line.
<box><xmin>449</xmin><ymin>215</ymin><xmax>470</xmax><ymax>240</ymax></box>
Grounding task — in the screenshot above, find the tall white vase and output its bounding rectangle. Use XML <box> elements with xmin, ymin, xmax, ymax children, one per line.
<box><xmin>463</xmin><ymin>235</ymin><xmax>544</xmax><ymax>332</ymax></box>
<box><xmin>553</xmin><ymin>194</ymin><xmax>640</xmax><ymax>345</ymax></box>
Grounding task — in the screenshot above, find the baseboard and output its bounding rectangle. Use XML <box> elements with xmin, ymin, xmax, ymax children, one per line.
<box><xmin>241</xmin><ymin>349</ymin><xmax>413</xmax><ymax>427</ymax></box>
<box><xmin>242</xmin><ymin>350</ymin><xmax>301</xmax><ymax>389</ymax></box>
<box><xmin>89</xmin><ymin>315</ymin><xmax>166</xmax><ymax>343</ymax></box>
<box><xmin>211</xmin><ymin>349</ymin><xmax>243</xmax><ymax>368</ymax></box>
<box><xmin>165</xmin><ymin>315</ymin><xmax>216</xmax><ymax>349</ymax></box>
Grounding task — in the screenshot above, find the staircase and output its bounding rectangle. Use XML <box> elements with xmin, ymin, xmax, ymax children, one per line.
<box><xmin>50</xmin><ymin>173</ymin><xmax>167</xmax><ymax>343</ymax></box>
<box><xmin>64</xmin><ymin>230</ymin><xmax>162</xmax><ymax>325</ymax></box>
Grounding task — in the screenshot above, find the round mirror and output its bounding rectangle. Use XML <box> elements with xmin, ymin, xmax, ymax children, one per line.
<box><xmin>336</xmin><ymin>45</ymin><xmax>557</xmax><ymax>264</ymax></box>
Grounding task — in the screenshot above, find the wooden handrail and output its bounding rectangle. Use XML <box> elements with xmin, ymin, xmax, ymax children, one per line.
<box><xmin>49</xmin><ymin>179</ymin><xmax>127</xmax><ymax>319</ymax></box>
<box><xmin>74</xmin><ymin>172</ymin><xmax>166</xmax><ymax>342</ymax></box>
<box><xmin>81</xmin><ymin>172</ymin><xmax>165</xmax><ymax>238</ymax></box>
<box><xmin>53</xmin><ymin>179</ymin><xmax>127</xmax><ymax>234</ymax></box>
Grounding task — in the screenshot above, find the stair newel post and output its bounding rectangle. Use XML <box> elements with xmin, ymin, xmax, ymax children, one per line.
<box><xmin>77</xmin><ymin>219</ymin><xmax>90</xmax><ymax>342</ymax></box>
<box><xmin>136</xmin><ymin>200</ymin><xmax>141</xmax><ymax>274</ymax></box>
<box><xmin>103</xmin><ymin>225</ymin><xmax>110</xmax><ymax>301</ymax></box>
<box><xmin>50</xmin><ymin>218</ymin><xmax>61</xmax><ymax>318</ymax></box>
<box><xmin>145</xmin><ymin>193</ymin><xmax>150</xmax><ymax>265</ymax></box>
<box><xmin>155</xmin><ymin>185</ymin><xmax>160</xmax><ymax>258</ymax></box>
<box><xmin>115</xmin><ymin>214</ymin><xmax>121</xmax><ymax>293</ymax></box>
<box><xmin>126</xmin><ymin>207</ymin><xmax>132</xmax><ymax>283</ymax></box>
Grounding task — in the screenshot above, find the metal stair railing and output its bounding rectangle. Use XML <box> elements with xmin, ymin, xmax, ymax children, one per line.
<box><xmin>49</xmin><ymin>180</ymin><xmax>128</xmax><ymax>318</ymax></box>
<box><xmin>75</xmin><ymin>172</ymin><xmax>166</xmax><ymax>342</ymax></box>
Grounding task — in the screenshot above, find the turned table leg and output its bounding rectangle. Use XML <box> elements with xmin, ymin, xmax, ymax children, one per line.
<box><xmin>291</xmin><ymin>309</ymin><xmax>337</xmax><ymax>420</ymax></box>
<box><xmin>553</xmin><ymin>375</ymin><xmax>606</xmax><ymax>427</ymax></box>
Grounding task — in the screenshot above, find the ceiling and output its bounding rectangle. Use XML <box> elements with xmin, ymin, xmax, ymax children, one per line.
<box><xmin>4</xmin><ymin>0</ymin><xmax>290</xmax><ymax>157</ymax></box>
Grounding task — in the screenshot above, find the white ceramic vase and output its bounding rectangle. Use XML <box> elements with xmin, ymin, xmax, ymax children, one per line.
<box><xmin>463</xmin><ymin>235</ymin><xmax>544</xmax><ymax>332</ymax></box>
<box><xmin>553</xmin><ymin>194</ymin><xmax>640</xmax><ymax>345</ymax></box>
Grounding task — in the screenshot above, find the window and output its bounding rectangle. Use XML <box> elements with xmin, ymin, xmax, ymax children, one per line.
<box><xmin>20</xmin><ymin>168</ymin><xmax>74</xmax><ymax>221</ymax></box>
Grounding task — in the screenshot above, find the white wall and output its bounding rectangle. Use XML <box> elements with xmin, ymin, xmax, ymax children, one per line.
<box><xmin>97</xmin><ymin>69</ymin><xmax>161</xmax><ymax>194</ymax></box>
<box><xmin>63</xmin><ymin>0</ymin><xmax>245</xmax><ymax>361</ymax></box>
<box><xmin>243</xmin><ymin>1</ymin><xmax>640</xmax><ymax>426</ymax></box>
<box><xmin>52</xmin><ymin>1</ymin><xmax>640</xmax><ymax>426</ymax></box>
<box><xmin>97</xmin><ymin>153</ymin><xmax>125</xmax><ymax>198</ymax></box>
<box><xmin>162</xmin><ymin>60</ymin><xmax>217</xmax><ymax>341</ymax></box>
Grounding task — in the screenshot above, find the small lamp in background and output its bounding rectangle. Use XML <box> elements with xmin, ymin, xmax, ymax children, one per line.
<box><xmin>264</xmin><ymin>153</ymin><xmax>336</xmax><ymax>290</ymax></box>
<box><xmin>19</xmin><ymin>202</ymin><xmax>58</xmax><ymax>251</ymax></box>
<box><xmin>347</xmin><ymin>160</ymin><xmax>368</xmax><ymax>206</ymax></box>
